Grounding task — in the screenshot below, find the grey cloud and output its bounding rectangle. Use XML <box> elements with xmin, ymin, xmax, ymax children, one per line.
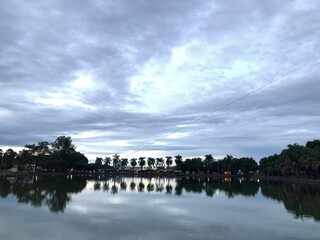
<box><xmin>0</xmin><ymin>0</ymin><xmax>319</xmax><ymax>160</ymax></box>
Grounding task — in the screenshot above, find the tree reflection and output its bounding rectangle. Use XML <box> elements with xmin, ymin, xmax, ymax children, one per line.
<box><xmin>165</xmin><ymin>184</ymin><xmax>173</xmax><ymax>194</ymax></box>
<box><xmin>130</xmin><ymin>181</ymin><xmax>136</xmax><ymax>191</ymax></box>
<box><xmin>172</xmin><ymin>177</ymin><xmax>260</xmax><ymax>198</ymax></box>
<box><xmin>261</xmin><ymin>181</ymin><xmax>320</xmax><ymax>222</ymax></box>
<box><xmin>2</xmin><ymin>176</ymin><xmax>320</xmax><ymax>222</ymax></box>
<box><xmin>147</xmin><ymin>183</ymin><xmax>155</xmax><ymax>192</ymax></box>
<box><xmin>0</xmin><ymin>176</ymin><xmax>86</xmax><ymax>213</ymax></box>
<box><xmin>94</xmin><ymin>181</ymin><xmax>101</xmax><ymax>191</ymax></box>
<box><xmin>103</xmin><ymin>182</ymin><xmax>110</xmax><ymax>192</ymax></box>
<box><xmin>111</xmin><ymin>178</ymin><xmax>118</xmax><ymax>195</ymax></box>
<box><xmin>120</xmin><ymin>181</ymin><xmax>127</xmax><ymax>191</ymax></box>
<box><xmin>138</xmin><ymin>180</ymin><xmax>145</xmax><ymax>192</ymax></box>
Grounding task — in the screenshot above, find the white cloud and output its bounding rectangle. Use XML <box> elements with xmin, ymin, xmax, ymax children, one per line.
<box><xmin>1</xmin><ymin>0</ymin><xmax>319</xmax><ymax>161</ymax></box>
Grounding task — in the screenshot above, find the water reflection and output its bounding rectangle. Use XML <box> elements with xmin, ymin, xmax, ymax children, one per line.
<box><xmin>261</xmin><ymin>180</ymin><xmax>320</xmax><ymax>222</ymax></box>
<box><xmin>1</xmin><ymin>176</ymin><xmax>320</xmax><ymax>222</ymax></box>
<box><xmin>0</xmin><ymin>176</ymin><xmax>86</xmax><ymax>213</ymax></box>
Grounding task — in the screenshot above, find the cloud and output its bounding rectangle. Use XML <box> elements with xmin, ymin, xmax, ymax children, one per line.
<box><xmin>0</xmin><ymin>0</ymin><xmax>319</xmax><ymax>161</ymax></box>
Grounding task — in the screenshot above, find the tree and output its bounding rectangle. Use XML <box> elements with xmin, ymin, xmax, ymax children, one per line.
<box><xmin>24</xmin><ymin>141</ymin><xmax>51</xmax><ymax>169</ymax></box>
<box><xmin>49</xmin><ymin>136</ymin><xmax>86</xmax><ymax>171</ymax></box>
<box><xmin>0</xmin><ymin>149</ymin><xmax>3</xmax><ymax>170</ymax></box>
<box><xmin>67</xmin><ymin>151</ymin><xmax>88</xmax><ymax>170</ymax></box>
<box><xmin>112</xmin><ymin>154</ymin><xmax>120</xmax><ymax>169</ymax></box>
<box><xmin>104</xmin><ymin>157</ymin><xmax>111</xmax><ymax>167</ymax></box>
<box><xmin>224</xmin><ymin>155</ymin><xmax>233</xmax><ymax>172</ymax></box>
<box><xmin>175</xmin><ymin>155</ymin><xmax>183</xmax><ymax>170</ymax></box>
<box><xmin>260</xmin><ymin>154</ymin><xmax>280</xmax><ymax>176</ymax></box>
<box><xmin>192</xmin><ymin>157</ymin><xmax>203</xmax><ymax>174</ymax></box>
<box><xmin>204</xmin><ymin>154</ymin><xmax>214</xmax><ymax>173</ymax></box>
<box><xmin>280</xmin><ymin>143</ymin><xmax>306</xmax><ymax>176</ymax></box>
<box><xmin>238</xmin><ymin>157</ymin><xmax>258</xmax><ymax>174</ymax></box>
<box><xmin>156</xmin><ymin>157</ymin><xmax>164</xmax><ymax>167</ymax></box>
<box><xmin>147</xmin><ymin>157</ymin><xmax>155</xmax><ymax>168</ymax></box>
<box><xmin>95</xmin><ymin>157</ymin><xmax>103</xmax><ymax>169</ymax></box>
<box><xmin>51</xmin><ymin>136</ymin><xmax>75</xmax><ymax>153</ymax></box>
<box><xmin>306</xmin><ymin>140</ymin><xmax>320</xmax><ymax>149</ymax></box>
<box><xmin>121</xmin><ymin>158</ymin><xmax>128</xmax><ymax>169</ymax></box>
<box><xmin>130</xmin><ymin>158</ymin><xmax>137</xmax><ymax>169</ymax></box>
<box><xmin>15</xmin><ymin>149</ymin><xmax>33</xmax><ymax>170</ymax></box>
<box><xmin>138</xmin><ymin>157</ymin><xmax>146</xmax><ymax>170</ymax></box>
<box><xmin>165</xmin><ymin>156</ymin><xmax>173</xmax><ymax>169</ymax></box>
<box><xmin>185</xmin><ymin>158</ymin><xmax>192</xmax><ymax>173</ymax></box>
<box><xmin>2</xmin><ymin>149</ymin><xmax>17</xmax><ymax>170</ymax></box>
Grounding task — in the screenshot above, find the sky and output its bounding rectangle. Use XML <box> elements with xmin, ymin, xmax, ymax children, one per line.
<box><xmin>0</xmin><ymin>0</ymin><xmax>319</xmax><ymax>162</ymax></box>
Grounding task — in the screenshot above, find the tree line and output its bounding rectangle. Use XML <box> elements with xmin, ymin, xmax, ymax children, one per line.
<box><xmin>259</xmin><ymin>140</ymin><xmax>320</xmax><ymax>177</ymax></box>
<box><xmin>0</xmin><ymin>136</ymin><xmax>88</xmax><ymax>172</ymax></box>
<box><xmin>0</xmin><ymin>136</ymin><xmax>319</xmax><ymax>177</ymax></box>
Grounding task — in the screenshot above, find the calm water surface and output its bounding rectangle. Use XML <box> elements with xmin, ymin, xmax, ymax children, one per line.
<box><xmin>1</xmin><ymin>176</ymin><xmax>320</xmax><ymax>239</ymax></box>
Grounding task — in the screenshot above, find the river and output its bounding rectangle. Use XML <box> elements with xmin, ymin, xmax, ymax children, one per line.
<box><xmin>0</xmin><ymin>176</ymin><xmax>319</xmax><ymax>239</ymax></box>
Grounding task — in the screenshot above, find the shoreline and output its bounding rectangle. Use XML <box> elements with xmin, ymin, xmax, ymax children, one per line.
<box><xmin>1</xmin><ymin>171</ymin><xmax>320</xmax><ymax>185</ymax></box>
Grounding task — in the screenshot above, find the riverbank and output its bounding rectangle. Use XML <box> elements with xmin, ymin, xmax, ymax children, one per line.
<box><xmin>255</xmin><ymin>175</ymin><xmax>320</xmax><ymax>185</ymax></box>
<box><xmin>1</xmin><ymin>171</ymin><xmax>320</xmax><ymax>185</ymax></box>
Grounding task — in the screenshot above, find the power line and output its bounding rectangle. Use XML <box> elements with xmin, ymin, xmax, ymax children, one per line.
<box><xmin>123</xmin><ymin>57</ymin><xmax>319</xmax><ymax>159</ymax></box>
<box><xmin>0</xmin><ymin>205</ymin><xmax>29</xmax><ymax>223</ymax></box>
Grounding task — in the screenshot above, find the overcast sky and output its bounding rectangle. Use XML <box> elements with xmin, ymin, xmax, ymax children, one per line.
<box><xmin>1</xmin><ymin>0</ymin><xmax>319</xmax><ymax>161</ymax></box>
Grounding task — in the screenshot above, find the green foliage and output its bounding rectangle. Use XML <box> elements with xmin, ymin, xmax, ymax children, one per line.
<box><xmin>51</xmin><ymin>136</ymin><xmax>75</xmax><ymax>153</ymax></box>
<box><xmin>156</xmin><ymin>157</ymin><xmax>164</xmax><ymax>167</ymax></box>
<box><xmin>138</xmin><ymin>157</ymin><xmax>146</xmax><ymax>170</ymax></box>
<box><xmin>147</xmin><ymin>157</ymin><xmax>155</xmax><ymax>168</ymax></box>
<box><xmin>121</xmin><ymin>158</ymin><xmax>128</xmax><ymax>169</ymax></box>
<box><xmin>112</xmin><ymin>154</ymin><xmax>120</xmax><ymax>169</ymax></box>
<box><xmin>259</xmin><ymin>140</ymin><xmax>320</xmax><ymax>177</ymax></box>
<box><xmin>174</xmin><ymin>155</ymin><xmax>183</xmax><ymax>170</ymax></box>
<box><xmin>130</xmin><ymin>158</ymin><xmax>137</xmax><ymax>168</ymax></box>
<box><xmin>1</xmin><ymin>138</ymin><xmax>319</xmax><ymax>178</ymax></box>
<box><xmin>165</xmin><ymin>156</ymin><xmax>172</xmax><ymax>168</ymax></box>
<box><xmin>95</xmin><ymin>157</ymin><xmax>103</xmax><ymax>167</ymax></box>
<box><xmin>104</xmin><ymin>157</ymin><xmax>111</xmax><ymax>167</ymax></box>
<box><xmin>2</xmin><ymin>149</ymin><xmax>17</xmax><ymax>170</ymax></box>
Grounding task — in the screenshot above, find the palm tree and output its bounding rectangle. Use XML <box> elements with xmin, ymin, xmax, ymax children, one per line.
<box><xmin>287</xmin><ymin>144</ymin><xmax>305</xmax><ymax>175</ymax></box>
<box><xmin>156</xmin><ymin>157</ymin><xmax>164</xmax><ymax>167</ymax></box>
<box><xmin>147</xmin><ymin>157</ymin><xmax>155</xmax><ymax>169</ymax></box>
<box><xmin>104</xmin><ymin>157</ymin><xmax>111</xmax><ymax>167</ymax></box>
<box><xmin>175</xmin><ymin>155</ymin><xmax>183</xmax><ymax>170</ymax></box>
<box><xmin>112</xmin><ymin>154</ymin><xmax>120</xmax><ymax>170</ymax></box>
<box><xmin>130</xmin><ymin>158</ymin><xmax>137</xmax><ymax>169</ymax></box>
<box><xmin>138</xmin><ymin>157</ymin><xmax>146</xmax><ymax>170</ymax></box>
<box><xmin>121</xmin><ymin>158</ymin><xmax>128</xmax><ymax>170</ymax></box>
<box><xmin>165</xmin><ymin>156</ymin><xmax>173</xmax><ymax>170</ymax></box>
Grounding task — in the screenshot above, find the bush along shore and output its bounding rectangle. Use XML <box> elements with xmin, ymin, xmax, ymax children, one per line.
<box><xmin>1</xmin><ymin>136</ymin><xmax>320</xmax><ymax>183</ymax></box>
